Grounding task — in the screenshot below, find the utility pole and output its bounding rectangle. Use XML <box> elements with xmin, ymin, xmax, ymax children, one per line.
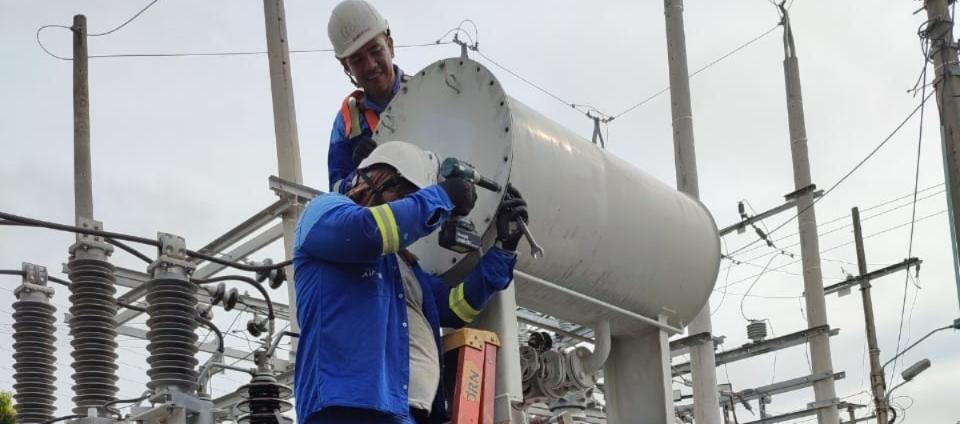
<box><xmin>664</xmin><ymin>1</ymin><xmax>721</xmax><ymax>422</ymax></box>
<box><xmin>779</xmin><ymin>6</ymin><xmax>840</xmax><ymax>422</ymax></box>
<box><xmin>73</xmin><ymin>15</ymin><xmax>92</xmax><ymax>223</ymax></box>
<box><xmin>923</xmin><ymin>0</ymin><xmax>960</xmax><ymax>313</ymax></box>
<box><xmin>851</xmin><ymin>207</ymin><xmax>888</xmax><ymax>424</ymax></box>
<box><xmin>70</xmin><ymin>15</ymin><xmax>120</xmax><ymax>414</ymax></box>
<box><xmin>263</xmin><ymin>0</ymin><xmax>304</xmax><ymax>354</ymax></box>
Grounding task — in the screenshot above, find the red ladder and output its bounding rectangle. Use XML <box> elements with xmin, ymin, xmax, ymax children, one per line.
<box><xmin>442</xmin><ymin>328</ymin><xmax>500</xmax><ymax>424</ymax></box>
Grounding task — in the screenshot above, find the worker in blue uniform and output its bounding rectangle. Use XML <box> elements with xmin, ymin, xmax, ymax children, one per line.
<box><xmin>293</xmin><ymin>141</ymin><xmax>530</xmax><ymax>424</ymax></box>
<box><xmin>326</xmin><ymin>0</ymin><xmax>408</xmax><ymax>194</ymax></box>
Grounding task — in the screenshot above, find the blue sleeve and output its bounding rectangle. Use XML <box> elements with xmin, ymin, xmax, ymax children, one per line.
<box><xmin>294</xmin><ymin>186</ymin><xmax>454</xmax><ymax>264</ymax></box>
<box><xmin>431</xmin><ymin>247</ymin><xmax>518</xmax><ymax>327</ymax></box>
<box><xmin>328</xmin><ymin>112</ymin><xmax>356</xmax><ymax>193</ymax></box>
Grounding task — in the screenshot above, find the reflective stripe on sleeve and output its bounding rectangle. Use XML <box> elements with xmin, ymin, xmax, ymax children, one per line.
<box><xmin>448</xmin><ymin>283</ymin><xmax>479</xmax><ymax>323</ymax></box>
<box><xmin>369</xmin><ymin>204</ymin><xmax>400</xmax><ymax>254</ymax></box>
<box><xmin>332</xmin><ymin>179</ymin><xmax>344</xmax><ymax>194</ymax></box>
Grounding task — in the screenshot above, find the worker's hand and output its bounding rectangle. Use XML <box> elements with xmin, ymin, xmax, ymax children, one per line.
<box><xmin>496</xmin><ymin>184</ymin><xmax>528</xmax><ymax>251</ymax></box>
<box><xmin>439</xmin><ymin>177</ymin><xmax>477</xmax><ymax>216</ymax></box>
<box><xmin>351</xmin><ymin>136</ymin><xmax>377</xmax><ymax>166</ymax></box>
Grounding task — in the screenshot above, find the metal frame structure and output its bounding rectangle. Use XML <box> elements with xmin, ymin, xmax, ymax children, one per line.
<box><xmin>672</xmin><ymin>325</ymin><xmax>840</xmax><ymax>377</ymax></box>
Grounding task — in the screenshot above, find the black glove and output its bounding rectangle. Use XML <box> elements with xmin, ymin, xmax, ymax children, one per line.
<box><xmin>351</xmin><ymin>136</ymin><xmax>377</xmax><ymax>166</ymax></box>
<box><xmin>439</xmin><ymin>177</ymin><xmax>477</xmax><ymax>216</ymax></box>
<box><xmin>497</xmin><ymin>184</ymin><xmax>528</xmax><ymax>251</ymax></box>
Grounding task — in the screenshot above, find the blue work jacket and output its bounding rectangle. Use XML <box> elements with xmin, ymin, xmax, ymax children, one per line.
<box><xmin>293</xmin><ymin>185</ymin><xmax>517</xmax><ymax>423</ymax></box>
<box><xmin>328</xmin><ymin>65</ymin><xmax>406</xmax><ymax>194</ymax></box>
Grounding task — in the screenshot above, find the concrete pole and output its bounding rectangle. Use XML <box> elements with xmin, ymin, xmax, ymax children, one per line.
<box><xmin>851</xmin><ymin>207</ymin><xmax>888</xmax><ymax>424</ymax></box>
<box><xmin>73</xmin><ymin>15</ymin><xmax>93</xmax><ymax>224</ymax></box>
<box><xmin>780</xmin><ymin>10</ymin><xmax>840</xmax><ymax>423</ymax></box>
<box><xmin>664</xmin><ymin>1</ymin><xmax>721</xmax><ymax>422</ymax></box>
<box><xmin>923</xmin><ymin>0</ymin><xmax>960</xmax><ymax>314</ymax></box>
<box><xmin>263</xmin><ymin>0</ymin><xmax>304</xmax><ymax>354</ymax></box>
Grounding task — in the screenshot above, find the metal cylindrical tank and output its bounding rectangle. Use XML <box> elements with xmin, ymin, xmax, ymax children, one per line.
<box><xmin>378</xmin><ymin>58</ymin><xmax>720</xmax><ymax>333</ymax></box>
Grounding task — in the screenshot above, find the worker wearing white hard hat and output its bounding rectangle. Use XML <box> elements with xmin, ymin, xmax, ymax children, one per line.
<box><xmin>292</xmin><ymin>141</ymin><xmax>529</xmax><ymax>424</ymax></box>
<box><xmin>326</xmin><ymin>0</ymin><xmax>409</xmax><ymax>196</ymax></box>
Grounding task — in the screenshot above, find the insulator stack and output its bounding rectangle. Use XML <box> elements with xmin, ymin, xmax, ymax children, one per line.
<box><xmin>747</xmin><ymin>320</ymin><xmax>768</xmax><ymax>343</ymax></box>
<box><xmin>145</xmin><ymin>276</ymin><xmax>199</xmax><ymax>393</ymax></box>
<box><xmin>12</xmin><ymin>263</ymin><xmax>58</xmax><ymax>424</ymax></box>
<box><xmin>67</xmin><ymin>225</ymin><xmax>119</xmax><ymax>415</ymax></box>
<box><xmin>237</xmin><ymin>372</ymin><xmax>294</xmax><ymax>424</ymax></box>
<box><xmin>145</xmin><ymin>233</ymin><xmax>199</xmax><ymax>394</ymax></box>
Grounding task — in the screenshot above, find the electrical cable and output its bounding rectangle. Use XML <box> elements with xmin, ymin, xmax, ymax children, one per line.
<box><xmin>711</xmin><ymin>239</ymin><xmax>735</xmax><ymax>315</ymax></box>
<box><xmin>726</xmin><ymin>90</ymin><xmax>937</xmax><ymax>258</ymax></box>
<box><xmin>104</xmin><ymin>237</ymin><xmax>153</xmax><ymax>264</ymax></box>
<box><xmin>86</xmin><ymin>42</ymin><xmax>452</xmax><ymax>59</ymax></box>
<box><xmin>731</xmin><ymin>187</ymin><xmax>946</xmax><ymax>266</ymax></box>
<box><xmin>0</xmin><ymin>210</ymin><xmax>291</xmax><ymax>272</ymax></box>
<box><xmin>719</xmin><ymin>208</ymin><xmax>943</xmax><ymax>290</ymax></box>
<box><xmin>609</xmin><ymin>24</ymin><xmax>781</xmax><ymax>120</ymax></box>
<box><xmin>892</xmin><ymin>24</ymin><xmax>938</xmax><ymax>383</ymax></box>
<box><xmin>727</xmin><ymin>183</ymin><xmax>945</xmax><ymax>260</ymax></box>
<box><xmin>474</xmin><ymin>49</ymin><xmax>575</xmax><ymax>110</ymax></box>
<box><xmin>35</xmin><ymin>20</ymin><xmax>452</xmax><ymax>61</ymax></box>
<box><xmin>739</xmin><ymin>254</ymin><xmax>779</xmax><ymax>321</ymax></box>
<box><xmin>191</xmin><ymin>275</ymin><xmax>274</xmax><ymax>320</ymax></box>
<box><xmin>40</xmin><ymin>415</ymin><xmax>85</xmax><ymax>424</ymax></box>
<box><xmin>35</xmin><ymin>25</ymin><xmax>73</xmax><ymax>61</ymax></box>
<box><xmin>87</xmin><ymin>0</ymin><xmax>160</xmax><ymax>37</ymax></box>
<box><xmin>35</xmin><ymin>0</ymin><xmax>160</xmax><ymax>60</ymax></box>
<box><xmin>117</xmin><ymin>301</ymin><xmax>147</xmax><ymax>313</ymax></box>
<box><xmin>196</xmin><ymin>315</ymin><xmax>225</xmax><ymax>354</ymax></box>
<box><xmin>102</xmin><ymin>394</ymin><xmax>153</xmax><ymax>419</ymax></box>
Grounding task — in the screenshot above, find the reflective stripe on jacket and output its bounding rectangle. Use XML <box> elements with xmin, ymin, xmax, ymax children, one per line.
<box><xmin>328</xmin><ymin>66</ymin><xmax>406</xmax><ymax>194</ymax></box>
<box><xmin>292</xmin><ymin>186</ymin><xmax>517</xmax><ymax>423</ymax></box>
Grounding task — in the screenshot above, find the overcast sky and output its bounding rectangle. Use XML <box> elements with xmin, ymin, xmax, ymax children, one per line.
<box><xmin>2</xmin><ymin>1</ymin><xmax>959</xmax><ymax>423</ymax></box>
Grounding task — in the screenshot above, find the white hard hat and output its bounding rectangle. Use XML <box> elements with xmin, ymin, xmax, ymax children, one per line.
<box><xmin>358</xmin><ymin>141</ymin><xmax>439</xmax><ymax>189</ymax></box>
<box><xmin>328</xmin><ymin>0</ymin><xmax>389</xmax><ymax>59</ymax></box>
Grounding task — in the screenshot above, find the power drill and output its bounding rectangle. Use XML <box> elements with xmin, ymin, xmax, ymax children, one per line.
<box><xmin>438</xmin><ymin>157</ymin><xmax>502</xmax><ymax>253</ymax></box>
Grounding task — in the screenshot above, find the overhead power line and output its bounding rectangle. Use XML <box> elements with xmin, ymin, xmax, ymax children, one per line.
<box><xmin>891</xmin><ymin>21</ymin><xmax>940</xmax><ymax>383</ymax></box>
<box><xmin>87</xmin><ymin>0</ymin><xmax>160</xmax><ymax>37</ymax></box>
<box><xmin>726</xmin><ymin>90</ymin><xmax>937</xmax><ymax>258</ymax></box>
<box><xmin>608</xmin><ymin>24</ymin><xmax>781</xmax><ymax>121</ymax></box>
<box><xmin>717</xmin><ymin>208</ymin><xmax>945</xmax><ymax>291</ymax></box>
<box><xmin>730</xmin><ymin>183</ymin><xmax>945</xmax><ymax>260</ymax></box>
<box><xmin>731</xmin><ymin>187</ymin><xmax>945</xmax><ymax>266</ymax></box>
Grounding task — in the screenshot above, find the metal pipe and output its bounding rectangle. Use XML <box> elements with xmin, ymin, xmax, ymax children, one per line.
<box><xmin>513</xmin><ymin>271</ymin><xmax>682</xmax><ymax>334</ymax></box>
<box><xmin>581</xmin><ymin>320</ymin><xmax>610</xmax><ymax>374</ymax></box>
<box><xmin>881</xmin><ymin>322</ymin><xmax>956</xmax><ymax>373</ymax></box>
<box><xmin>267</xmin><ymin>331</ymin><xmax>300</xmax><ymax>358</ymax></box>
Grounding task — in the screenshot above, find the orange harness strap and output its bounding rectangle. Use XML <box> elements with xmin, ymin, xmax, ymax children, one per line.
<box><xmin>340</xmin><ymin>90</ymin><xmax>380</xmax><ymax>138</ymax></box>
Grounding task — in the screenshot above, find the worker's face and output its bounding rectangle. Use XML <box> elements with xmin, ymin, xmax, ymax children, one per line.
<box><xmin>344</xmin><ymin>34</ymin><xmax>396</xmax><ymax>102</ymax></box>
<box><xmin>349</xmin><ymin>166</ymin><xmax>417</xmax><ymax>206</ymax></box>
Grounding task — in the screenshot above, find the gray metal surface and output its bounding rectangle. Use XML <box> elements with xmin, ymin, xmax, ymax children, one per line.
<box><xmin>822</xmin><ymin>258</ymin><xmax>921</xmax><ymax>296</ymax></box>
<box><xmin>672</xmin><ymin>325</ymin><xmax>840</xmax><ymax>376</ymax></box>
<box><xmin>380</xmin><ymin>57</ymin><xmax>721</xmax><ymax>334</ymax></box>
<box><xmin>13</xmin><ymin>263</ymin><xmax>58</xmax><ymax>423</ymax></box>
<box><xmin>67</xmin><ymin>219</ymin><xmax>119</xmax><ymax>415</ymax></box>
